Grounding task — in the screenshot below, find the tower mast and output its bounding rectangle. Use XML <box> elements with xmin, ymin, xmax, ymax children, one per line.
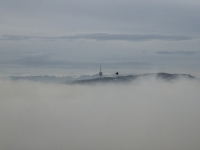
<box><xmin>99</xmin><ymin>65</ymin><xmax>103</xmax><ymax>78</ymax></box>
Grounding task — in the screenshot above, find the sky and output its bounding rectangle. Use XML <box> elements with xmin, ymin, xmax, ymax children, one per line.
<box><xmin>0</xmin><ymin>0</ymin><xmax>200</xmax><ymax>76</ymax></box>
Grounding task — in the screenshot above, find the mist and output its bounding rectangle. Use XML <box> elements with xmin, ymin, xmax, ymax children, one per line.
<box><xmin>0</xmin><ymin>77</ymin><xmax>200</xmax><ymax>150</ymax></box>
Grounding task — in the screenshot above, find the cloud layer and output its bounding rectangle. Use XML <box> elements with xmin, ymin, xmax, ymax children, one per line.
<box><xmin>157</xmin><ymin>51</ymin><xmax>199</xmax><ymax>55</ymax></box>
<box><xmin>0</xmin><ymin>33</ymin><xmax>195</xmax><ymax>42</ymax></box>
<box><xmin>1</xmin><ymin>77</ymin><xmax>200</xmax><ymax>150</ymax></box>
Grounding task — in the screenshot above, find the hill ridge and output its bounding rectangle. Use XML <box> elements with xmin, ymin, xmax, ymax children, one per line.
<box><xmin>68</xmin><ymin>73</ymin><xmax>196</xmax><ymax>85</ymax></box>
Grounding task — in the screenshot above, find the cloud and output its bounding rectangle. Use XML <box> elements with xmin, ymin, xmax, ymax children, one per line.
<box><xmin>157</xmin><ymin>51</ymin><xmax>199</xmax><ymax>55</ymax></box>
<box><xmin>0</xmin><ymin>52</ymin><xmax>151</xmax><ymax>68</ymax></box>
<box><xmin>0</xmin><ymin>53</ymin><xmax>140</xmax><ymax>76</ymax></box>
<box><xmin>0</xmin><ymin>33</ymin><xmax>195</xmax><ymax>42</ymax></box>
<box><xmin>1</xmin><ymin>0</ymin><xmax>200</xmax><ymax>36</ymax></box>
<box><xmin>60</xmin><ymin>33</ymin><xmax>195</xmax><ymax>42</ymax></box>
<box><xmin>0</xmin><ymin>77</ymin><xmax>200</xmax><ymax>150</ymax></box>
<box><xmin>0</xmin><ymin>35</ymin><xmax>35</xmax><ymax>41</ymax></box>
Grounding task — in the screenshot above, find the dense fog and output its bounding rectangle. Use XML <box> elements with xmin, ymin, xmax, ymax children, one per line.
<box><xmin>0</xmin><ymin>77</ymin><xmax>200</xmax><ymax>150</ymax></box>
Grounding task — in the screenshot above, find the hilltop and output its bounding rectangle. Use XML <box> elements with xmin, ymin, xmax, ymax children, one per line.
<box><xmin>68</xmin><ymin>73</ymin><xmax>196</xmax><ymax>85</ymax></box>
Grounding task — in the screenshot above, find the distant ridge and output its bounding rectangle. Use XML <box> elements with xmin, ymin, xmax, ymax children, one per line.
<box><xmin>68</xmin><ymin>73</ymin><xmax>196</xmax><ymax>85</ymax></box>
<box><xmin>8</xmin><ymin>73</ymin><xmax>195</xmax><ymax>84</ymax></box>
<box><xmin>156</xmin><ymin>73</ymin><xmax>195</xmax><ymax>80</ymax></box>
<box><xmin>9</xmin><ymin>74</ymin><xmax>99</xmax><ymax>83</ymax></box>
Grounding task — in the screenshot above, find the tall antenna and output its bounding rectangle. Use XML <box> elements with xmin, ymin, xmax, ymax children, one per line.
<box><xmin>99</xmin><ymin>65</ymin><xmax>103</xmax><ymax>78</ymax></box>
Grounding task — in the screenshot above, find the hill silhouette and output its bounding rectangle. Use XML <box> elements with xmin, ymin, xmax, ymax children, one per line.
<box><xmin>68</xmin><ymin>73</ymin><xmax>195</xmax><ymax>85</ymax></box>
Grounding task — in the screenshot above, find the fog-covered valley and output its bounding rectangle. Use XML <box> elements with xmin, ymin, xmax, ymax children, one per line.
<box><xmin>1</xmin><ymin>75</ymin><xmax>200</xmax><ymax>150</ymax></box>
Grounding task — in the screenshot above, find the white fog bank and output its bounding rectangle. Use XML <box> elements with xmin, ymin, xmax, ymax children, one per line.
<box><xmin>0</xmin><ymin>78</ymin><xmax>200</xmax><ymax>150</ymax></box>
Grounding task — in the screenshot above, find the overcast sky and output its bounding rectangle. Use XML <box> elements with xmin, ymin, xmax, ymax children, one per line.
<box><xmin>0</xmin><ymin>0</ymin><xmax>200</xmax><ymax>76</ymax></box>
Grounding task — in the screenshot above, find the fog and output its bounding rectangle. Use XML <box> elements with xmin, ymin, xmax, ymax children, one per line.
<box><xmin>0</xmin><ymin>77</ymin><xmax>200</xmax><ymax>150</ymax></box>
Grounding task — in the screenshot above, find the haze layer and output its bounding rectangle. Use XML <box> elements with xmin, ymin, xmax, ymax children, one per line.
<box><xmin>0</xmin><ymin>77</ymin><xmax>200</xmax><ymax>150</ymax></box>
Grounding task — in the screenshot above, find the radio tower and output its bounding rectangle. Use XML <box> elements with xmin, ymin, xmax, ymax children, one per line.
<box><xmin>99</xmin><ymin>65</ymin><xmax>103</xmax><ymax>78</ymax></box>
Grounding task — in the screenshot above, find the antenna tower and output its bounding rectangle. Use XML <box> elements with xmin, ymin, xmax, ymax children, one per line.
<box><xmin>99</xmin><ymin>65</ymin><xmax>103</xmax><ymax>78</ymax></box>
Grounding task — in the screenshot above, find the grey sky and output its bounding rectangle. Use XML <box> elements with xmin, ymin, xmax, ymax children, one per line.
<box><xmin>0</xmin><ymin>0</ymin><xmax>200</xmax><ymax>76</ymax></box>
<box><xmin>157</xmin><ymin>50</ymin><xmax>199</xmax><ymax>55</ymax></box>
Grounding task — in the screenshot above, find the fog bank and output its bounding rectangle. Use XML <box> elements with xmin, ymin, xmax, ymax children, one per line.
<box><xmin>0</xmin><ymin>78</ymin><xmax>200</xmax><ymax>150</ymax></box>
